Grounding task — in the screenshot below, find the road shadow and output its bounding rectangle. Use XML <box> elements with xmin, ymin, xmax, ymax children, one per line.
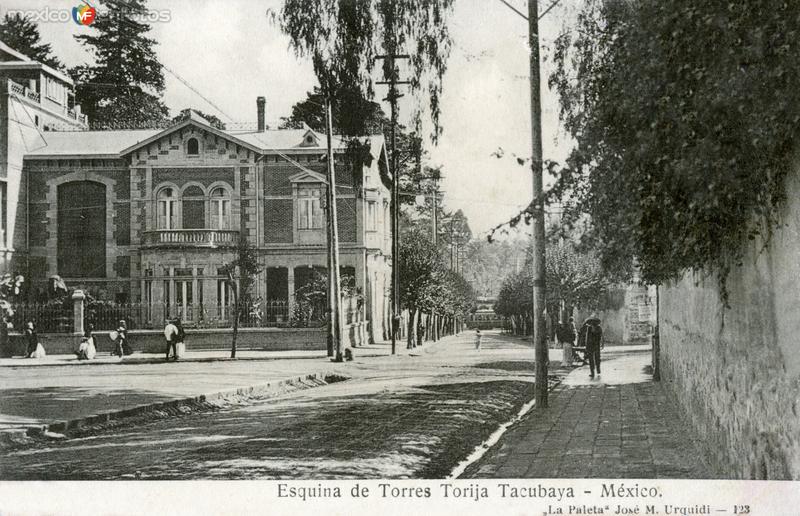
<box><xmin>0</xmin><ymin>387</ymin><xmax>176</xmax><ymax>423</ymax></box>
<box><xmin>1</xmin><ymin>380</ymin><xmax>538</xmax><ymax>480</ymax></box>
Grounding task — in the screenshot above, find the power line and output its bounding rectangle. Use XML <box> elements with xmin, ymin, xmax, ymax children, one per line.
<box><xmin>496</xmin><ymin>0</ymin><xmax>564</xmax><ymax>21</ymax></box>
<box><xmin>160</xmin><ymin>63</ymin><xmax>236</xmax><ymax>122</ymax></box>
<box><xmin>539</xmin><ymin>0</ymin><xmax>564</xmax><ymax>20</ymax></box>
<box><xmin>497</xmin><ymin>0</ymin><xmax>528</xmax><ymax>20</ymax></box>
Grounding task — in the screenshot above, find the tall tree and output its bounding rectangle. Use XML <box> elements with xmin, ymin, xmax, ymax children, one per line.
<box><xmin>277</xmin><ymin>0</ymin><xmax>454</xmax><ymax>141</ymax></box>
<box><xmin>550</xmin><ymin>0</ymin><xmax>800</xmax><ymax>303</ymax></box>
<box><xmin>72</xmin><ymin>0</ymin><xmax>168</xmax><ymax>129</ymax></box>
<box><xmin>221</xmin><ymin>237</ymin><xmax>263</xmax><ymax>359</ymax></box>
<box><xmin>0</xmin><ymin>14</ymin><xmax>63</xmax><ymax>69</ymax></box>
<box><xmin>494</xmin><ymin>244</ymin><xmax>613</xmax><ymax>335</ymax></box>
<box><xmin>399</xmin><ymin>229</ymin><xmax>445</xmax><ymax>348</ymax></box>
<box><xmin>280</xmin><ymin>86</ymin><xmax>386</xmax><ymax>135</ymax></box>
<box><xmin>283</xmin><ymin>87</ymin><xmax>432</xmax><ymax>207</ymax></box>
<box><xmin>462</xmin><ymin>239</ymin><xmax>528</xmax><ymax>298</ymax></box>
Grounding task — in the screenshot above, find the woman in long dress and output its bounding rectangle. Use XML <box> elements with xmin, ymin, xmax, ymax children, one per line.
<box><xmin>76</xmin><ymin>336</ymin><xmax>96</xmax><ymax>360</ymax></box>
<box><xmin>24</xmin><ymin>322</ymin><xmax>40</xmax><ymax>358</ymax></box>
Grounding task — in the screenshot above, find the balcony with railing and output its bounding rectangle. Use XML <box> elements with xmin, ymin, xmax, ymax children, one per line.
<box><xmin>6</xmin><ymin>78</ymin><xmax>88</xmax><ymax>125</ymax></box>
<box><xmin>142</xmin><ymin>229</ymin><xmax>240</xmax><ymax>249</ymax></box>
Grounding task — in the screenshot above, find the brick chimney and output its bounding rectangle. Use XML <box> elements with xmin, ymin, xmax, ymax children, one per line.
<box><xmin>257</xmin><ymin>96</ymin><xmax>266</xmax><ymax>132</ymax></box>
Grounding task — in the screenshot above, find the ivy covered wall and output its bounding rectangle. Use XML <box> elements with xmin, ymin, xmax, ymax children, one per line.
<box><xmin>660</xmin><ymin>157</ymin><xmax>800</xmax><ymax>480</ymax></box>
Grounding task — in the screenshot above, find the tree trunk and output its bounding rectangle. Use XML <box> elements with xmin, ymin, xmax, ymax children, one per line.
<box><xmin>230</xmin><ymin>288</ymin><xmax>238</xmax><ymax>359</ymax></box>
<box><xmin>417</xmin><ymin>312</ymin><xmax>426</xmax><ymax>346</ymax></box>
<box><xmin>406</xmin><ymin>308</ymin><xmax>416</xmax><ymax>349</ymax></box>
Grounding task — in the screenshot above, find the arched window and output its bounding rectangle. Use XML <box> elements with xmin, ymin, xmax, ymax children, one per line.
<box><xmin>182</xmin><ymin>185</ymin><xmax>205</xmax><ymax>229</ymax></box>
<box><xmin>210</xmin><ymin>187</ymin><xmax>231</xmax><ymax>230</ymax></box>
<box><xmin>157</xmin><ymin>187</ymin><xmax>177</xmax><ymax>229</ymax></box>
<box><xmin>186</xmin><ymin>137</ymin><xmax>199</xmax><ymax>156</ymax></box>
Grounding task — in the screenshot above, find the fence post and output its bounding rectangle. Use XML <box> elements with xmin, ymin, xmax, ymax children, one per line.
<box><xmin>72</xmin><ymin>290</ymin><xmax>86</xmax><ymax>335</ymax></box>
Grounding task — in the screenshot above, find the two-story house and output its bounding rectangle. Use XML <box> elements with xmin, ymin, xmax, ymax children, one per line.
<box><xmin>0</xmin><ymin>42</ymin><xmax>392</xmax><ymax>342</ymax></box>
<box><xmin>0</xmin><ymin>40</ymin><xmax>89</xmax><ymax>272</ymax></box>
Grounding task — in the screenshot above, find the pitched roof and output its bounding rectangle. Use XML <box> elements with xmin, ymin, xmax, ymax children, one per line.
<box><xmin>23</xmin><ymin>117</ymin><xmax>387</xmax><ymax>160</ymax></box>
<box><xmin>228</xmin><ymin>128</ymin><xmax>347</xmax><ymax>151</ymax></box>
<box><xmin>25</xmin><ymin>129</ymin><xmax>162</xmax><ymax>158</ymax></box>
<box><xmin>0</xmin><ymin>40</ymin><xmax>31</xmax><ymax>62</ymax></box>
<box><xmin>118</xmin><ymin>115</ymin><xmax>263</xmax><ymax>155</ymax></box>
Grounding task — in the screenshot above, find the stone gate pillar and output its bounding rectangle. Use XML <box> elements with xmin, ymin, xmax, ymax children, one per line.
<box><xmin>72</xmin><ymin>289</ymin><xmax>86</xmax><ymax>335</ymax></box>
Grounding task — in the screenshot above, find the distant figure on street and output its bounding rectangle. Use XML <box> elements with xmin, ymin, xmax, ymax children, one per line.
<box><xmin>560</xmin><ymin>316</ymin><xmax>578</xmax><ymax>367</ymax></box>
<box><xmin>83</xmin><ymin>324</ymin><xmax>96</xmax><ymax>357</ymax></box>
<box><xmin>174</xmin><ymin>319</ymin><xmax>186</xmax><ymax>360</ymax></box>
<box><xmin>24</xmin><ymin>322</ymin><xmax>45</xmax><ymax>358</ymax></box>
<box><xmin>474</xmin><ymin>328</ymin><xmax>482</xmax><ymax>350</ymax></box>
<box><xmin>164</xmin><ymin>319</ymin><xmax>178</xmax><ymax>361</ymax></box>
<box><xmin>579</xmin><ymin>313</ymin><xmax>604</xmax><ymax>378</ymax></box>
<box><xmin>115</xmin><ymin>320</ymin><xmax>129</xmax><ymax>357</ymax></box>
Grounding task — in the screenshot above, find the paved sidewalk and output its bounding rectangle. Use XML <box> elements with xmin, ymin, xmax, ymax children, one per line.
<box><xmin>463</xmin><ymin>349</ymin><xmax>713</xmax><ymax>479</ymax></box>
<box><xmin>0</xmin><ymin>342</ymin><xmax>394</xmax><ymax>368</ymax></box>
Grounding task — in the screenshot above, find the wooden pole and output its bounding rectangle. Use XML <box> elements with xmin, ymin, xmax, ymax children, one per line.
<box><xmin>528</xmin><ymin>0</ymin><xmax>548</xmax><ymax>408</ymax></box>
<box><xmin>324</xmin><ymin>99</ymin><xmax>343</xmax><ymax>361</ymax></box>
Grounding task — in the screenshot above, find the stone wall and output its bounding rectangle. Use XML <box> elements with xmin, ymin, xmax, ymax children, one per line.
<box><xmin>3</xmin><ymin>327</ymin><xmax>327</xmax><ymax>356</ymax></box>
<box><xmin>659</xmin><ymin>160</ymin><xmax>800</xmax><ymax>480</ymax></box>
<box><xmin>2</xmin><ymin>322</ymin><xmax>370</xmax><ymax>356</ymax></box>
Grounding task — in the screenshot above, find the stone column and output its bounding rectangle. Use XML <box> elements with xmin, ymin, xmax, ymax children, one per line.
<box><xmin>287</xmin><ymin>266</ymin><xmax>295</xmax><ymax>314</ymax></box>
<box><xmin>72</xmin><ymin>289</ymin><xmax>86</xmax><ymax>335</ymax></box>
<box><xmin>192</xmin><ymin>269</ymin><xmax>199</xmax><ymax>323</ymax></box>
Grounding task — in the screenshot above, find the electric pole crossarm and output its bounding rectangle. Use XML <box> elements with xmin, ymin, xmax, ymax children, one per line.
<box><xmin>375</xmin><ymin>36</ymin><xmax>410</xmax><ymax>355</ymax></box>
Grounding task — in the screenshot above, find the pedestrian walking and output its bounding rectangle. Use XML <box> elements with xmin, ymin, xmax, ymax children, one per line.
<box><xmin>24</xmin><ymin>321</ymin><xmax>39</xmax><ymax>358</ymax></box>
<box><xmin>560</xmin><ymin>316</ymin><xmax>578</xmax><ymax>367</ymax></box>
<box><xmin>164</xmin><ymin>319</ymin><xmax>178</xmax><ymax>361</ymax></box>
<box><xmin>174</xmin><ymin>318</ymin><xmax>186</xmax><ymax>360</ymax></box>
<box><xmin>115</xmin><ymin>320</ymin><xmax>129</xmax><ymax>357</ymax></box>
<box><xmin>24</xmin><ymin>322</ymin><xmax>46</xmax><ymax>358</ymax></box>
<box><xmin>474</xmin><ymin>328</ymin><xmax>482</xmax><ymax>350</ymax></box>
<box><xmin>579</xmin><ymin>313</ymin><xmax>604</xmax><ymax>378</ymax></box>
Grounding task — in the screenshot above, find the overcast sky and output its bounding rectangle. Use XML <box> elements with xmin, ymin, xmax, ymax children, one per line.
<box><xmin>3</xmin><ymin>0</ymin><xmax>578</xmax><ymax>237</ymax></box>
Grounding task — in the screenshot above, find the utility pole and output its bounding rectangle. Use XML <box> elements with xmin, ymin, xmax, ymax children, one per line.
<box><xmin>528</xmin><ymin>0</ymin><xmax>548</xmax><ymax>408</ymax></box>
<box><xmin>376</xmin><ymin>26</ymin><xmax>410</xmax><ymax>356</ymax></box>
<box><xmin>324</xmin><ymin>99</ymin><xmax>343</xmax><ymax>361</ymax></box>
<box><xmin>431</xmin><ymin>179</ymin><xmax>438</xmax><ymax>246</ymax></box>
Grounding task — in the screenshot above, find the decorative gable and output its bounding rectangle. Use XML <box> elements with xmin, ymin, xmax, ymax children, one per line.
<box><xmin>298</xmin><ymin>129</ymin><xmax>321</xmax><ymax>148</ymax></box>
<box><xmin>288</xmin><ymin>169</ymin><xmax>327</xmax><ymax>184</ymax></box>
<box><xmin>119</xmin><ymin>117</ymin><xmax>262</xmax><ymax>157</ymax></box>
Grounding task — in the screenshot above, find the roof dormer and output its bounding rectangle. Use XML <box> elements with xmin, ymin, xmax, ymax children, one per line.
<box><xmin>298</xmin><ymin>129</ymin><xmax>321</xmax><ymax>148</ymax></box>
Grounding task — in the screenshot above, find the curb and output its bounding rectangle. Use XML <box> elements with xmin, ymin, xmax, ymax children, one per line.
<box><xmin>0</xmin><ymin>349</ymin><xmax>394</xmax><ymax>369</ymax></box>
<box><xmin>455</xmin><ymin>373</ymin><xmax>567</xmax><ymax>479</ymax></box>
<box><xmin>8</xmin><ymin>371</ymin><xmax>346</xmax><ymax>443</ymax></box>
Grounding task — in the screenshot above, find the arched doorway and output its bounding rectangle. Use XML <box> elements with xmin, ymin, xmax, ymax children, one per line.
<box><xmin>57</xmin><ymin>181</ymin><xmax>106</xmax><ymax>277</ymax></box>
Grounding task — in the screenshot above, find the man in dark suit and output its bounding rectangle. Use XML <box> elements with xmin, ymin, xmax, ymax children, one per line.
<box><xmin>579</xmin><ymin>314</ymin><xmax>604</xmax><ymax>378</ymax></box>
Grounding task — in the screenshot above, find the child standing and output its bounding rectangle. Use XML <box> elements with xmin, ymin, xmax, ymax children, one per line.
<box><xmin>474</xmin><ymin>328</ymin><xmax>482</xmax><ymax>350</ymax></box>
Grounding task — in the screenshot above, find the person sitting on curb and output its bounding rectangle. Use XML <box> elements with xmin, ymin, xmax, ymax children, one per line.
<box><xmin>76</xmin><ymin>336</ymin><xmax>96</xmax><ymax>360</ymax></box>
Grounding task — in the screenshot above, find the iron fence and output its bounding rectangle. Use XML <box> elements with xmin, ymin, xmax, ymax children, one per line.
<box><xmin>11</xmin><ymin>303</ymin><xmax>73</xmax><ymax>334</ymax></box>
<box><xmin>11</xmin><ymin>298</ymin><xmax>335</xmax><ymax>333</ymax></box>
